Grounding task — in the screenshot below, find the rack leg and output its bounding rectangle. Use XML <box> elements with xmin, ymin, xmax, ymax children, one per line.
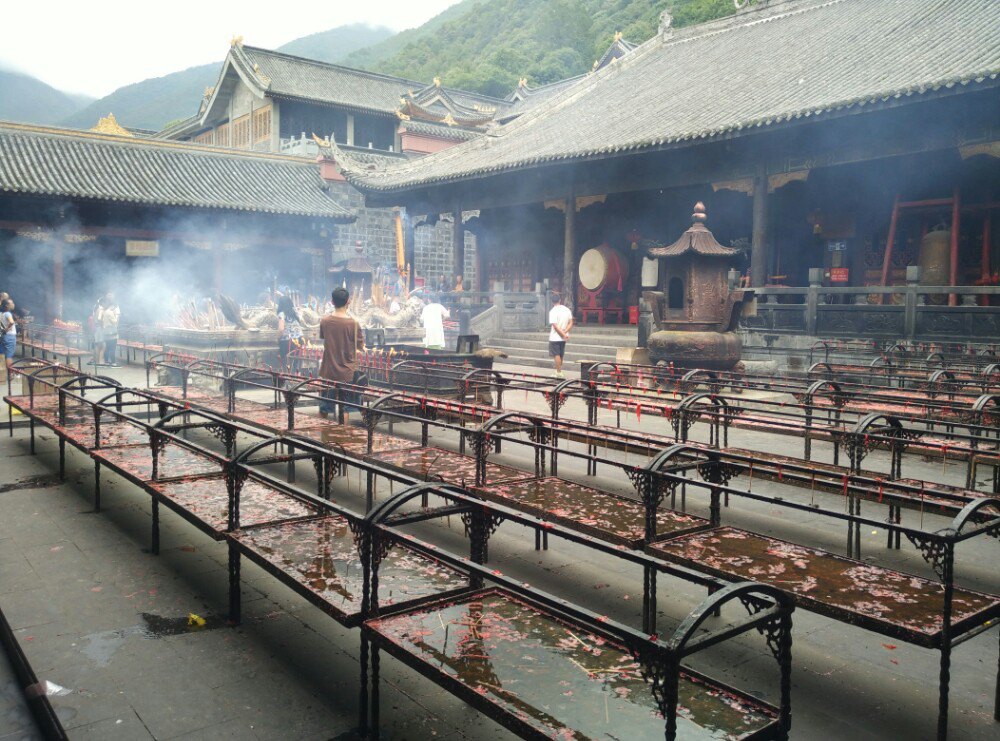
<box><xmin>227</xmin><ymin>542</ymin><xmax>241</xmax><ymax>625</ymax></box>
<box><xmin>94</xmin><ymin>460</ymin><xmax>101</xmax><ymax>513</ymax></box>
<box><xmin>151</xmin><ymin>499</ymin><xmax>160</xmax><ymax>556</ymax></box>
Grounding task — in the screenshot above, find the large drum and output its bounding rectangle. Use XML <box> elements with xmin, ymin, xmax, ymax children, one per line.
<box><xmin>578</xmin><ymin>245</ymin><xmax>627</xmax><ymax>292</ymax></box>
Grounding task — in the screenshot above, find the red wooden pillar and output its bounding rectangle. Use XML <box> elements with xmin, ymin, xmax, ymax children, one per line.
<box><xmin>948</xmin><ymin>188</ymin><xmax>961</xmax><ymax>306</ymax></box>
<box><xmin>878</xmin><ymin>195</ymin><xmax>901</xmax><ymax>305</ymax></box>
<box><xmin>53</xmin><ymin>240</ymin><xmax>64</xmax><ymax>320</ymax></box>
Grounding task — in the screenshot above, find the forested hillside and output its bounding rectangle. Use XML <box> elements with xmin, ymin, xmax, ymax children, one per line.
<box><xmin>365</xmin><ymin>0</ymin><xmax>737</xmax><ymax>97</ymax></box>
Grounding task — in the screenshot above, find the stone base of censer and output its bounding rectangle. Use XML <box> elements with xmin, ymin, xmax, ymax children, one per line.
<box><xmin>647</xmin><ymin>330</ymin><xmax>742</xmax><ymax>371</ymax></box>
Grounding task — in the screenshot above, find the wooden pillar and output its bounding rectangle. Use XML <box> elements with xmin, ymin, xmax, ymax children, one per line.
<box><xmin>982</xmin><ymin>212</ymin><xmax>993</xmax><ymax>280</ymax></box>
<box><xmin>750</xmin><ymin>170</ymin><xmax>769</xmax><ymax>287</ymax></box>
<box><xmin>346</xmin><ymin>114</ymin><xmax>355</xmax><ymax>147</ymax></box>
<box><xmin>472</xmin><ymin>231</ymin><xmax>483</xmax><ymax>293</ymax></box>
<box><xmin>53</xmin><ymin>240</ymin><xmax>64</xmax><ymax>320</ymax></box>
<box><xmin>563</xmin><ymin>195</ymin><xmax>576</xmax><ymax>310</ymax></box>
<box><xmin>403</xmin><ymin>211</ymin><xmax>415</xmax><ymax>290</ymax></box>
<box><xmin>452</xmin><ymin>208</ymin><xmax>464</xmax><ymax>284</ymax></box>
<box><xmin>948</xmin><ymin>187</ymin><xmax>961</xmax><ymax>306</ymax></box>
<box><xmin>213</xmin><ymin>244</ymin><xmax>223</xmax><ymax>296</ymax></box>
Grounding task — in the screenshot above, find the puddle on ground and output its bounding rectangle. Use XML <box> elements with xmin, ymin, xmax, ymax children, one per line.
<box><xmin>0</xmin><ymin>475</ymin><xmax>62</xmax><ymax>494</ymax></box>
<box><xmin>80</xmin><ymin>613</ymin><xmax>227</xmax><ymax>667</ymax></box>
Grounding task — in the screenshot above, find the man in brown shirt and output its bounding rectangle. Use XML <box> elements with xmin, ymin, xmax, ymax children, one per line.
<box><xmin>318</xmin><ymin>287</ymin><xmax>364</xmax><ymax>416</ymax></box>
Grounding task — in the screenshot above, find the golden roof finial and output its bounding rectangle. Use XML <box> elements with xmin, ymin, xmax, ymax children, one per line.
<box><xmin>90</xmin><ymin>113</ymin><xmax>133</xmax><ymax>138</ymax></box>
<box><xmin>230</xmin><ymin>34</ymin><xmax>244</xmax><ymax>48</ymax></box>
<box><xmin>592</xmin><ymin>60</ymin><xmax>599</xmax><ymax>70</ymax></box>
<box><xmin>203</xmin><ymin>86</ymin><xmax>215</xmax><ymax>99</ymax></box>
<box><xmin>433</xmin><ymin>76</ymin><xmax>441</xmax><ymax>87</ymax></box>
<box><xmin>614</xmin><ymin>30</ymin><xmax>623</xmax><ymax>42</ymax></box>
<box><xmin>518</xmin><ymin>77</ymin><xmax>528</xmax><ymax>87</ymax></box>
<box><xmin>442</xmin><ymin>113</ymin><xmax>457</xmax><ymax>127</ymax></box>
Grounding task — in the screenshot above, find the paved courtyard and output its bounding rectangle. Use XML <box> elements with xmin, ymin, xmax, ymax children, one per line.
<box><xmin>0</xmin><ymin>360</ymin><xmax>997</xmax><ymax>739</ymax></box>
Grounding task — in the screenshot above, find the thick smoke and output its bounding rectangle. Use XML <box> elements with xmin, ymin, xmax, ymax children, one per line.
<box><xmin>0</xmin><ymin>205</ymin><xmax>314</xmax><ymax>329</ymax></box>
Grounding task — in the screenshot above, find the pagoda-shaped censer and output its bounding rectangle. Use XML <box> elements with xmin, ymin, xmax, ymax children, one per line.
<box><xmin>644</xmin><ymin>202</ymin><xmax>748</xmax><ymax>370</ymax></box>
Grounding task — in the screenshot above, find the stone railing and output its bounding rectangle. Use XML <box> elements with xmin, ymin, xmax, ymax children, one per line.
<box><xmin>444</xmin><ymin>290</ymin><xmax>547</xmax><ymax>339</ymax></box>
<box><xmin>743</xmin><ymin>282</ymin><xmax>1000</xmax><ymax>341</ymax></box>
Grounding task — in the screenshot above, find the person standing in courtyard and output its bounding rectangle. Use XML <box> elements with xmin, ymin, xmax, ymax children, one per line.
<box><xmin>101</xmin><ymin>292</ymin><xmax>121</xmax><ymax>367</ymax></box>
<box><xmin>318</xmin><ymin>287</ymin><xmax>364</xmax><ymax>417</ymax></box>
<box><xmin>276</xmin><ymin>294</ymin><xmax>304</xmax><ymax>372</ymax></box>
<box><xmin>0</xmin><ymin>298</ymin><xmax>18</xmax><ymax>373</ymax></box>
<box><xmin>90</xmin><ymin>295</ymin><xmax>105</xmax><ymax>367</ymax></box>
<box><xmin>421</xmin><ymin>295</ymin><xmax>450</xmax><ymax>350</ymax></box>
<box><xmin>548</xmin><ymin>292</ymin><xmax>573</xmax><ymax>379</ymax></box>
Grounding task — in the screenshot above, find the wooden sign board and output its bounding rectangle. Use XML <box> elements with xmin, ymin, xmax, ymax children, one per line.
<box><xmin>126</xmin><ymin>240</ymin><xmax>159</xmax><ymax>257</ymax></box>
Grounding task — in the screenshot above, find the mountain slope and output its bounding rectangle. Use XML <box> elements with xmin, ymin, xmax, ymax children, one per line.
<box><xmin>365</xmin><ymin>0</ymin><xmax>737</xmax><ymax>97</ymax></box>
<box><xmin>271</xmin><ymin>24</ymin><xmax>392</xmax><ymax>66</ymax></box>
<box><xmin>0</xmin><ymin>70</ymin><xmax>94</xmax><ymax>126</ymax></box>
<box><xmin>341</xmin><ymin>0</ymin><xmax>482</xmax><ymax>71</ymax></box>
<box><xmin>61</xmin><ymin>23</ymin><xmax>393</xmax><ymax>131</ymax></box>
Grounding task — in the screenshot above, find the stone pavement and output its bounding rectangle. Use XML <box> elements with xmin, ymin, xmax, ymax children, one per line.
<box><xmin>0</xmin><ymin>357</ymin><xmax>998</xmax><ymax>739</ymax></box>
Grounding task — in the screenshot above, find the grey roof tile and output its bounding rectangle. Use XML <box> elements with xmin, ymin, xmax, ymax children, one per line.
<box><xmin>237</xmin><ymin>46</ymin><xmax>509</xmax><ymax>116</ymax></box>
<box><xmin>340</xmin><ymin>0</ymin><xmax>1000</xmax><ymax>194</ymax></box>
<box><xmin>0</xmin><ymin>122</ymin><xmax>355</xmax><ymax>220</ymax></box>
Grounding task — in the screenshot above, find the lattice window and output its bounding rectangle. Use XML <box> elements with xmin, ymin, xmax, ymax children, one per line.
<box><xmin>232</xmin><ymin>115</ymin><xmax>250</xmax><ymax>149</ymax></box>
<box><xmin>215</xmin><ymin>122</ymin><xmax>230</xmax><ymax>148</ymax></box>
<box><xmin>253</xmin><ymin>106</ymin><xmax>271</xmax><ymax>143</ymax></box>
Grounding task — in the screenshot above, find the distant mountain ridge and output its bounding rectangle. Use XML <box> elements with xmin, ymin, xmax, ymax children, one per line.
<box><xmin>61</xmin><ymin>23</ymin><xmax>394</xmax><ymax>131</ymax></box>
<box><xmin>0</xmin><ymin>69</ymin><xmax>95</xmax><ymax>126</ymax></box>
<box><xmin>1</xmin><ymin>1</ymin><xmax>737</xmax><ymax>132</ymax></box>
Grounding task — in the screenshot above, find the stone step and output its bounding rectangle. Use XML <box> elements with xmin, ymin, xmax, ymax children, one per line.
<box><xmin>494</xmin><ymin>333</ymin><xmax>636</xmax><ymax>348</ymax></box>
<box><xmin>490</xmin><ymin>337</ymin><xmax>634</xmax><ymax>353</ymax></box>
<box><xmin>483</xmin><ymin>342</ymin><xmax>621</xmax><ymax>368</ymax></box>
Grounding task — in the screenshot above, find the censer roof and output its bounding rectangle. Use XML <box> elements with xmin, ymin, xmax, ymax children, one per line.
<box><xmin>647</xmin><ymin>202</ymin><xmax>740</xmax><ymax>259</ymax></box>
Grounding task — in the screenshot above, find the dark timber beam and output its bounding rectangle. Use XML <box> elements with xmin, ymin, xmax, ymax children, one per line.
<box><xmin>750</xmin><ymin>167</ymin><xmax>769</xmax><ymax>288</ymax></box>
<box><xmin>563</xmin><ymin>195</ymin><xmax>576</xmax><ymax>310</ymax></box>
<box><xmin>452</xmin><ymin>207</ymin><xmax>464</xmax><ymax>284</ymax></box>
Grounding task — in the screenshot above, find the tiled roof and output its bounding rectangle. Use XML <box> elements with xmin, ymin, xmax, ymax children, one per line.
<box><xmin>234</xmin><ymin>46</ymin><xmax>508</xmax><ymax>116</ymax></box>
<box><xmin>500</xmin><ymin>75</ymin><xmax>585</xmax><ymax>122</ymax></box>
<box><xmin>339</xmin><ymin>0</ymin><xmax>1000</xmax><ymax>195</ymax></box>
<box><xmin>0</xmin><ymin>122</ymin><xmax>355</xmax><ymax>220</ymax></box>
<box><xmin>398</xmin><ymin>119</ymin><xmax>482</xmax><ymax>143</ymax></box>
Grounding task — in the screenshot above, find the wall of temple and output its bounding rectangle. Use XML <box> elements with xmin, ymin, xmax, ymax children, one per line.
<box><xmin>325</xmin><ymin>182</ymin><xmax>476</xmax><ymax>290</ymax></box>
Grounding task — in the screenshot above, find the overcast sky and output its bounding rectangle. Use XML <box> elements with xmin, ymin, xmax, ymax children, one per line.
<box><xmin>0</xmin><ymin>0</ymin><xmax>458</xmax><ymax>98</ymax></box>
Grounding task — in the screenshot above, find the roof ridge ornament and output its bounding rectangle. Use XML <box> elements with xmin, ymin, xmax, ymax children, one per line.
<box><xmin>230</xmin><ymin>35</ymin><xmax>244</xmax><ymax>48</ymax></box>
<box><xmin>90</xmin><ymin>113</ymin><xmax>133</xmax><ymax>138</ymax></box>
<box><xmin>659</xmin><ymin>11</ymin><xmax>673</xmax><ymax>37</ymax></box>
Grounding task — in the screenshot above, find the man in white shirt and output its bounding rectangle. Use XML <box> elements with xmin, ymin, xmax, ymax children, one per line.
<box><xmin>421</xmin><ymin>296</ymin><xmax>450</xmax><ymax>349</ymax></box>
<box><xmin>548</xmin><ymin>292</ymin><xmax>573</xmax><ymax>379</ymax></box>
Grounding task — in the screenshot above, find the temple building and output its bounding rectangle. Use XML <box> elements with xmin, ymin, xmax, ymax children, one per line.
<box><xmin>0</xmin><ymin>120</ymin><xmax>354</xmax><ymax>320</ymax></box>
<box><xmin>329</xmin><ymin>0</ymin><xmax>1000</xmax><ymax>344</ymax></box>
<box><xmin>0</xmin><ymin>33</ymin><xmax>643</xmax><ymax>321</ymax></box>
